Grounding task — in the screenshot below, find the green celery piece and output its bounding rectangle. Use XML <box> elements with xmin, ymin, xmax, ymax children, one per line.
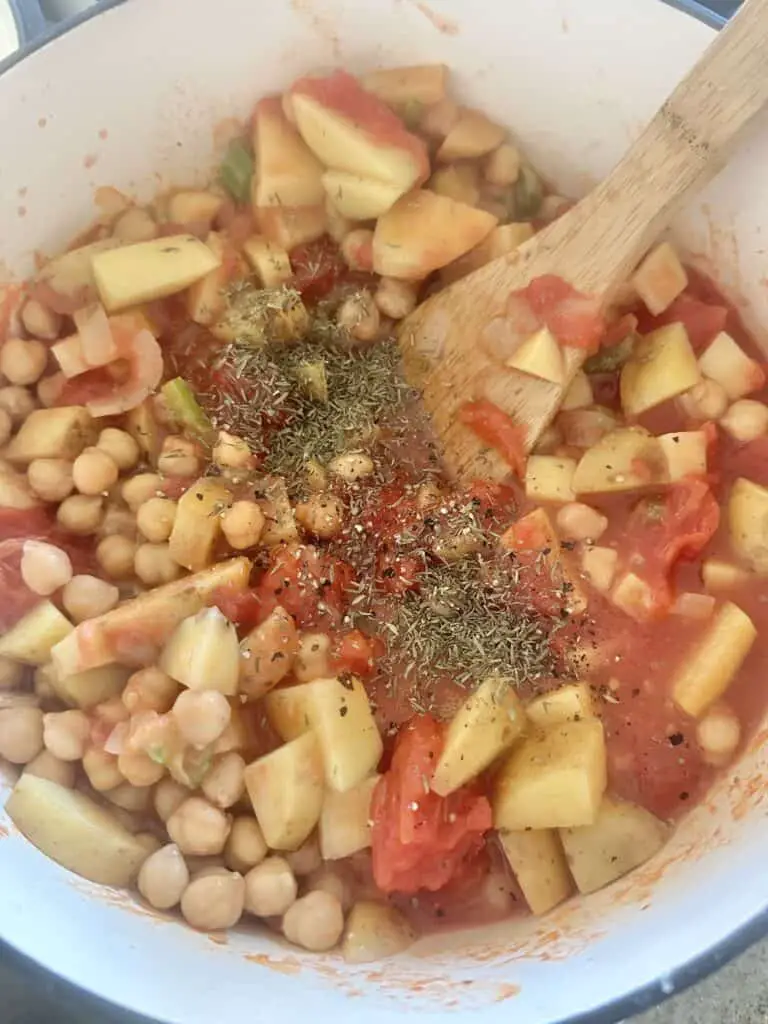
<box><xmin>219</xmin><ymin>139</ymin><xmax>254</xmax><ymax>205</ymax></box>
<box><xmin>162</xmin><ymin>378</ymin><xmax>213</xmax><ymax>438</ymax></box>
<box><xmin>514</xmin><ymin>164</ymin><xmax>543</xmax><ymax>219</ymax></box>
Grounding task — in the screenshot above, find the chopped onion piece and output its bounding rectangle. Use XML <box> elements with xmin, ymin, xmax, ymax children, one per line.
<box><xmin>104</xmin><ymin>720</ymin><xmax>129</xmax><ymax>755</ymax></box>
<box><xmin>87</xmin><ymin>329</ymin><xmax>164</xmax><ymax>418</ymax></box>
<box><xmin>74</xmin><ymin>303</ymin><xmax>118</xmax><ymax>367</ymax></box>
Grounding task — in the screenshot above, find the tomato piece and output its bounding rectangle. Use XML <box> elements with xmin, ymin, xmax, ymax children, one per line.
<box><xmin>459</xmin><ymin>399</ymin><xmax>527</xmax><ymax>478</ymax></box>
<box><xmin>601</xmin><ymin>312</ymin><xmax>638</xmax><ymax>349</ymax></box>
<box><xmin>255</xmin><ymin>544</ymin><xmax>356</xmax><ymax>629</ymax></box>
<box><xmin>289</xmin><ymin>238</ymin><xmax>348</xmax><ymax>305</ymax></box>
<box><xmin>727</xmin><ymin>435</ymin><xmax>768</xmax><ymax>486</ymax></box>
<box><xmin>635</xmin><ymin>292</ymin><xmax>727</xmax><ymax>353</ymax></box>
<box><xmin>209</xmin><ymin>585</ymin><xmax>263</xmax><ymax>634</ymax></box>
<box><xmin>160</xmin><ymin>475</ymin><xmax>197</xmax><ymax>500</ymax></box>
<box><xmin>370</xmin><ymin>715</ymin><xmax>492</xmax><ymax>895</ymax></box>
<box><xmin>57</xmin><ymin>366</ymin><xmax>119</xmax><ymax>406</ymax></box>
<box><xmin>330</xmin><ymin>629</ymin><xmax>384</xmax><ymax>676</ymax></box>
<box><xmin>519</xmin><ymin>275</ymin><xmax>605</xmax><ymax>353</ymax></box>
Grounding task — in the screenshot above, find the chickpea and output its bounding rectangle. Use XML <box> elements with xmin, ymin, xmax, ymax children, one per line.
<box><xmin>97</xmin><ymin>534</ymin><xmax>137</xmax><ymax>580</ymax></box>
<box><xmin>340</xmin><ymin>229</ymin><xmax>374</xmax><ymax>271</ymax></box>
<box><xmin>118</xmin><ymin>747</ymin><xmax>166</xmax><ymax>787</ymax></box>
<box><xmin>42</xmin><ymin>709</ymin><xmax>90</xmax><ymax>762</ymax></box>
<box><xmin>679</xmin><ymin>378</ymin><xmax>728</xmax><ymax>421</ymax></box>
<box><xmin>556</xmin><ymin>503</ymin><xmax>609</xmax><ymax>542</ymax></box>
<box><xmin>0</xmin><ymin>338</ymin><xmax>47</xmax><ymax>386</ymax></box>
<box><xmin>0</xmin><ymin>385</ymin><xmax>36</xmax><ymax>424</ymax></box>
<box><xmin>295</xmin><ymin>493</ymin><xmax>345</xmax><ymax>540</ymax></box>
<box><xmin>23</xmin><ymin>749</ymin><xmax>76</xmax><ymax>788</ymax></box>
<box><xmin>28</xmin><ymin>458</ymin><xmax>74</xmax><ymax>502</ymax></box>
<box><xmin>123</xmin><ymin>667</ymin><xmax>178</xmax><ymax>715</ymax></box>
<box><xmin>282</xmin><ymin>891</ymin><xmax>344</xmax><ymax>952</ymax></box>
<box><xmin>134</xmin><ymin>543</ymin><xmax>182</xmax><ymax>586</ymax></box>
<box><xmin>158</xmin><ymin>436</ymin><xmax>200</xmax><ymax>478</ymax></box>
<box><xmin>37</xmin><ymin>373</ymin><xmax>65</xmax><ymax>408</ymax></box>
<box><xmin>93</xmin><ymin>695</ymin><xmax>130</xmax><ymax>729</ymax></box>
<box><xmin>201</xmin><ymin>752</ymin><xmax>245</xmax><ymax>809</ymax></box>
<box><xmin>105</xmin><ymin>781</ymin><xmax>152</xmax><ymax>813</ymax></box>
<box><xmin>154</xmin><ymin>776</ymin><xmax>190</xmax><ymax>822</ymax></box>
<box><xmin>138</xmin><ymin>843</ymin><xmax>189</xmax><ymax>910</ymax></box>
<box><xmin>122</xmin><ymin>473</ymin><xmax>162</xmax><ymax>511</ymax></box>
<box><xmin>244</xmin><ymin>857</ymin><xmax>298</xmax><ymax>918</ymax></box>
<box><xmin>56</xmin><ymin>494</ymin><xmax>103</xmax><ymax>534</ymax></box>
<box><xmin>696</xmin><ymin>704</ymin><xmax>742</xmax><ymax>765</ymax></box>
<box><xmin>72</xmin><ymin>447</ymin><xmax>119</xmax><ymax>496</ymax></box>
<box><xmin>100</xmin><ymin>504</ymin><xmax>138</xmax><ymax>539</ymax></box>
<box><xmin>0</xmin><ymin>407</ymin><xmax>11</xmax><ymax>447</ymax></box>
<box><xmin>82</xmin><ymin>746</ymin><xmax>124</xmax><ymax>792</ymax></box>
<box><xmin>180</xmin><ymin>870</ymin><xmax>245</xmax><ymax>931</ymax></box>
<box><xmin>286</xmin><ymin>834</ymin><xmax>322</xmax><ymax>877</ymax></box>
<box><xmin>337</xmin><ymin>291</ymin><xmax>380</xmax><ymax>343</ymax></box>
<box><xmin>62</xmin><ymin>574</ymin><xmax>119</xmax><ymax>623</ymax></box>
<box><xmin>97</xmin><ymin>428</ymin><xmax>140</xmax><ymax>472</ymax></box>
<box><xmin>328</xmin><ymin>451</ymin><xmax>374</xmax><ymax>483</ymax></box>
<box><xmin>0</xmin><ymin>706</ymin><xmax>43</xmax><ymax>763</ymax></box>
<box><xmin>221</xmin><ymin>501</ymin><xmax>264</xmax><ymax>551</ymax></box>
<box><xmin>21</xmin><ymin>298</ymin><xmax>62</xmax><ymax>341</ymax></box>
<box><xmin>113</xmin><ymin>207</ymin><xmax>158</xmax><ymax>244</ymax></box>
<box><xmin>294</xmin><ymin>632</ymin><xmax>332</xmax><ymax>683</ymax></box>
<box><xmin>166</xmin><ymin>797</ymin><xmax>231</xmax><ymax>856</ymax></box>
<box><xmin>484</xmin><ymin>142</ymin><xmax>521</xmax><ymax>187</ymax></box>
<box><xmin>374</xmin><ymin>278</ymin><xmax>417</xmax><ymax>321</ymax></box>
<box><xmin>0</xmin><ymin>656</ymin><xmax>24</xmax><ymax>691</ymax></box>
<box><xmin>224</xmin><ymin>817</ymin><xmax>268</xmax><ymax>873</ymax></box>
<box><xmin>20</xmin><ymin>540</ymin><xmax>73</xmax><ymax>596</ymax></box>
<box><xmin>136</xmin><ymin>497</ymin><xmax>177</xmax><ymax>543</ymax></box>
<box><xmin>720</xmin><ymin>399</ymin><xmax>768</xmax><ymax>442</ymax></box>
<box><xmin>213</xmin><ymin>431</ymin><xmax>253</xmax><ymax>471</ymax></box>
<box><xmin>172</xmin><ymin>690</ymin><xmax>232</xmax><ymax>748</ymax></box>
<box><xmin>305</xmin><ymin>867</ymin><xmax>353</xmax><ymax>912</ymax></box>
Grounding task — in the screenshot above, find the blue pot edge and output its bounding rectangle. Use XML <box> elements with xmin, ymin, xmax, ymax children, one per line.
<box><xmin>2</xmin><ymin>2</ymin><xmax>765</xmax><ymax>1024</ymax></box>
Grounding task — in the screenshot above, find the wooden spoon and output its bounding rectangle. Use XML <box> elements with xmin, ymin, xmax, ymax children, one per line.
<box><xmin>399</xmin><ymin>0</ymin><xmax>768</xmax><ymax>483</ymax></box>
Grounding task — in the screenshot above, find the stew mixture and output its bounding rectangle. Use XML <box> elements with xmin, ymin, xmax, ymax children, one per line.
<box><xmin>0</xmin><ymin>64</ymin><xmax>766</xmax><ymax>961</ymax></box>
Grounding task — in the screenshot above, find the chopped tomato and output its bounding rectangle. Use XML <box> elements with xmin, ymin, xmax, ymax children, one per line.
<box><xmin>330</xmin><ymin>629</ymin><xmax>384</xmax><ymax>676</ymax></box>
<box><xmin>210</xmin><ymin>585</ymin><xmax>263</xmax><ymax>634</ymax></box>
<box><xmin>254</xmin><ymin>544</ymin><xmax>356</xmax><ymax>629</ymax></box>
<box><xmin>289</xmin><ymin>238</ymin><xmax>349</xmax><ymax>305</ymax></box>
<box><xmin>519</xmin><ymin>275</ymin><xmax>605</xmax><ymax>353</ymax></box>
<box><xmin>601</xmin><ymin>312</ymin><xmax>638</xmax><ymax>349</ymax></box>
<box><xmin>727</xmin><ymin>435</ymin><xmax>768</xmax><ymax>486</ymax></box>
<box><xmin>370</xmin><ymin>715</ymin><xmax>492</xmax><ymax>895</ymax></box>
<box><xmin>635</xmin><ymin>292</ymin><xmax>727</xmax><ymax>352</ymax></box>
<box><xmin>376</xmin><ymin>550</ymin><xmax>424</xmax><ymax>594</ymax></box>
<box><xmin>459</xmin><ymin>399</ymin><xmax>527</xmax><ymax>478</ymax></box>
<box><xmin>160</xmin><ymin>475</ymin><xmax>196</xmax><ymax>500</ymax></box>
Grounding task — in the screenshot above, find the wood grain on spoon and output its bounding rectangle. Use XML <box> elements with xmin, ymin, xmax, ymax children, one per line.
<box><xmin>399</xmin><ymin>0</ymin><xmax>768</xmax><ymax>483</ymax></box>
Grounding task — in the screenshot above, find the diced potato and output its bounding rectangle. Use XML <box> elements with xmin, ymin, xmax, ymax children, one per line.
<box><xmin>342</xmin><ymin>901</ymin><xmax>416</xmax><ymax>964</ymax></box>
<box><xmin>167</xmin><ymin>189</ymin><xmax>224</xmax><ymax>228</ymax></box>
<box><xmin>702</xmin><ymin>557</ymin><xmax>751</xmax><ymax>592</ymax></box>
<box><xmin>50</xmin><ymin>557</ymin><xmax>251</xmax><ymax>677</ymax></box>
<box><xmin>255</xmin><ymin>475</ymin><xmax>299</xmax><ymax>547</ymax></box>
<box><xmin>671</xmin><ymin>591</ymin><xmax>715</xmax><ymax>620</ymax></box>
<box><xmin>507</xmin><ymin>327</ymin><xmax>564</xmax><ymax>385</ymax></box>
<box><xmin>440</xmin><ymin>222</ymin><xmax>534</xmax><ymax>285</ymax></box>
<box><xmin>437</xmin><ymin>107</ymin><xmax>506</xmax><ymax>162</ymax></box>
<box><xmin>429</xmin><ymin>164</ymin><xmax>480</xmax><ymax>206</ymax></box>
<box><xmin>525</xmin><ymin>456</ymin><xmax>577</xmax><ymax>504</ymax></box>
<box><xmin>572</xmin><ymin>428</ymin><xmax>669</xmax><ymax>495</ymax></box>
<box><xmin>0</xmin><ymin>602</ymin><xmax>73</xmax><ymax>665</ymax></box>
<box><xmin>561</xmin><ymin>371</ymin><xmax>593</xmax><ymax>411</ymax></box>
<box><xmin>671</xmin><ymin>600</ymin><xmax>757</xmax><ymax>717</ymax></box>
<box><xmin>631</xmin><ymin>242</ymin><xmax>688</xmax><ymax>315</ymax></box>
<box><xmin>322</xmin><ymin>171</ymin><xmax>406</xmax><ymax>220</ymax></box>
<box><xmin>243</xmin><ymin>235</ymin><xmax>293</xmax><ymax>288</ymax></box>
<box><xmin>160</xmin><ymin>606</ymin><xmax>240</xmax><ymax>696</ymax></box>
<box><xmin>33</xmin><ymin>239</ymin><xmax>119</xmax><ymax>309</ymax></box>
<box><xmin>580</xmin><ymin>545</ymin><xmax>618</xmax><ymax>594</ymax></box>
<box><xmin>5</xmin><ymin>774</ymin><xmax>149</xmax><ymax>886</ymax></box>
<box><xmin>125</xmin><ymin>399</ymin><xmax>162</xmax><ymax>464</ymax></box>
<box><xmin>558</xmin><ymin>407</ymin><xmax>620</xmax><ymax>450</ymax></box>
<box><xmin>265</xmin><ymin>684</ymin><xmax>312</xmax><ymax>741</ymax></box>
<box><xmin>360</xmin><ymin>64</ymin><xmax>448</xmax><ymax>107</ymax></box>
<box><xmin>560</xmin><ymin>795</ymin><xmax>667</xmax><ymax>894</ymax></box>
<box><xmin>244</xmin><ymin>731</ymin><xmax>324</xmax><ymax>850</ymax></box>
<box><xmin>256</xmin><ymin>205</ymin><xmax>328</xmax><ymax>252</ymax></box>
<box><xmin>728</xmin><ymin>476</ymin><xmax>768</xmax><ymax>573</ymax></box>
<box><xmin>186</xmin><ymin>232</ymin><xmax>237</xmax><ymax>326</ymax></box>
<box><xmin>493</xmin><ymin>719</ymin><xmax>607</xmax><ymax>831</ymax></box>
<box><xmin>92</xmin><ymin>234</ymin><xmax>221</xmax><ymax>312</ymax></box>
<box><xmin>0</xmin><ymin>464</ymin><xmax>41</xmax><ymax>509</ymax></box>
<box><xmin>611</xmin><ymin>572</ymin><xmax>657</xmax><ymax>623</ymax></box>
<box><xmin>319</xmin><ymin>774</ymin><xmax>379</xmax><ymax>860</ymax></box>
<box><xmin>658</xmin><ymin>430</ymin><xmax>708</xmax><ymax>482</ymax></box>
<box><xmin>526</xmin><ymin>682</ymin><xmax>596</xmax><ymax>728</ymax></box>
<box><xmin>499</xmin><ymin>828</ymin><xmax>573</xmax><ymax>915</ymax></box>
<box><xmin>168</xmin><ymin>476</ymin><xmax>232</xmax><ymax>572</ymax></box>
<box><xmin>431</xmin><ymin>677</ymin><xmax>526</xmax><ymax>797</ymax></box>
<box><xmin>213</xmin><ymin>284</ymin><xmax>310</xmax><ymax>347</ymax></box>
<box><xmin>500</xmin><ymin>508</ymin><xmax>588</xmax><ymax>615</ymax></box>
<box><xmin>699</xmin><ymin>331</ymin><xmax>765</xmax><ymax>400</ymax></box>
<box><xmin>4</xmin><ymin>407</ymin><xmax>95</xmax><ymax>465</ymax></box>
<box><xmin>51</xmin><ymin>663</ymin><xmax>132</xmax><ymax>709</ymax></box>
<box><xmin>620</xmin><ymin>323</ymin><xmax>700</xmax><ymax>416</ymax></box>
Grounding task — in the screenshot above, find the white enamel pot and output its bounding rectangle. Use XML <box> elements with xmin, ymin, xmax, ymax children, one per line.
<box><xmin>0</xmin><ymin>1</ymin><xmax>765</xmax><ymax>1021</ymax></box>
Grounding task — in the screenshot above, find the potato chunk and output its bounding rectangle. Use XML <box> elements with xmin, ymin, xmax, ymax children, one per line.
<box><xmin>51</xmin><ymin>663</ymin><xmax>131</xmax><ymax>709</ymax></box>
<box><xmin>699</xmin><ymin>331</ymin><xmax>765</xmax><ymax>400</ymax></box>
<box><xmin>560</xmin><ymin>795</ymin><xmax>667</xmax><ymax>894</ymax></box>
<box><xmin>6</xmin><ymin>774</ymin><xmax>149</xmax><ymax>885</ymax></box>
<box><xmin>431</xmin><ymin>677</ymin><xmax>526</xmax><ymax>797</ymax></box>
<box><xmin>493</xmin><ymin>719</ymin><xmax>607</xmax><ymax>830</ymax></box>
<box><xmin>507</xmin><ymin>327</ymin><xmax>565</xmax><ymax>385</ymax></box>
<box><xmin>658</xmin><ymin>430</ymin><xmax>708</xmax><ymax>482</ymax></box>
<box><xmin>168</xmin><ymin>476</ymin><xmax>232</xmax><ymax>572</ymax></box>
<box><xmin>620</xmin><ymin>323</ymin><xmax>700</xmax><ymax>416</ymax></box>
<box><xmin>526</xmin><ymin>682</ymin><xmax>595</xmax><ymax>729</ymax></box>
<box><xmin>573</xmin><ymin>428</ymin><xmax>668</xmax><ymax>495</ymax></box>
<box><xmin>0</xmin><ymin>601</ymin><xmax>73</xmax><ymax>665</ymax></box>
<box><xmin>265</xmin><ymin>684</ymin><xmax>312</xmax><ymax>741</ymax></box>
<box><xmin>319</xmin><ymin>774</ymin><xmax>379</xmax><ymax>860</ymax></box>
<box><xmin>244</xmin><ymin>731</ymin><xmax>324</xmax><ymax>850</ymax></box>
<box><xmin>728</xmin><ymin>477</ymin><xmax>768</xmax><ymax>574</ymax></box>
<box><xmin>5</xmin><ymin>407</ymin><xmax>94</xmax><ymax>465</ymax></box>
<box><xmin>500</xmin><ymin>508</ymin><xmax>588</xmax><ymax>615</ymax></box>
<box><xmin>499</xmin><ymin>828</ymin><xmax>573</xmax><ymax>914</ymax></box>
<box><xmin>525</xmin><ymin>456</ymin><xmax>577</xmax><ymax>504</ymax></box>
<box><xmin>631</xmin><ymin>242</ymin><xmax>687</xmax><ymax>315</ymax></box>
<box><xmin>671</xmin><ymin>601</ymin><xmax>756</xmax><ymax>718</ymax></box>
<box><xmin>342</xmin><ymin>901</ymin><xmax>416</xmax><ymax>964</ymax></box>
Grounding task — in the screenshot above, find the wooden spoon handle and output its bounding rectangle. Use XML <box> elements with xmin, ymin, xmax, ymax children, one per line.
<box><xmin>542</xmin><ymin>0</ymin><xmax>768</xmax><ymax>297</ymax></box>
